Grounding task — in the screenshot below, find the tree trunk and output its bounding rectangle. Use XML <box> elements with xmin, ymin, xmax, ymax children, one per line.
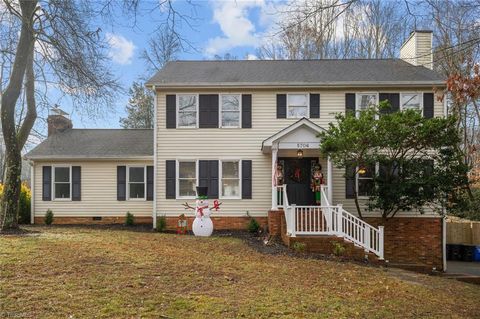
<box><xmin>0</xmin><ymin>0</ymin><xmax>37</xmax><ymax>232</ymax></box>
<box><xmin>0</xmin><ymin>151</ymin><xmax>22</xmax><ymax>229</ymax></box>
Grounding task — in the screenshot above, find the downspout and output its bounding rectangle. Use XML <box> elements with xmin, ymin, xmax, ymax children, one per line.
<box><xmin>443</xmin><ymin>215</ymin><xmax>447</xmax><ymax>272</ymax></box>
<box><xmin>152</xmin><ymin>85</ymin><xmax>158</xmax><ymax>230</ymax></box>
<box><xmin>30</xmin><ymin>160</ymin><xmax>34</xmax><ymax>224</ymax></box>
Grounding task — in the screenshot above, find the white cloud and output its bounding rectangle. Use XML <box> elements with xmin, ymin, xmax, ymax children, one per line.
<box><xmin>205</xmin><ymin>0</ymin><xmax>267</xmax><ymax>56</ymax></box>
<box><xmin>246</xmin><ymin>53</ymin><xmax>258</xmax><ymax>60</ymax></box>
<box><xmin>106</xmin><ymin>33</ymin><xmax>135</xmax><ymax>65</ymax></box>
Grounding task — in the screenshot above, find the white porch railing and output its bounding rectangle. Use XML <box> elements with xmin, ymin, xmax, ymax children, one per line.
<box><xmin>272</xmin><ymin>185</ymin><xmax>288</xmax><ymax>209</ymax></box>
<box><xmin>283</xmin><ymin>185</ymin><xmax>384</xmax><ymax>259</ymax></box>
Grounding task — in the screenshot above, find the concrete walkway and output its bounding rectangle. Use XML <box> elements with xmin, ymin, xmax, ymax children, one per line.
<box><xmin>447</xmin><ymin>261</ymin><xmax>480</xmax><ymax>276</ymax></box>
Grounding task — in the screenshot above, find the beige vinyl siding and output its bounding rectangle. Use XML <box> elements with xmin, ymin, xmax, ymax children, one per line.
<box><xmin>416</xmin><ymin>32</ymin><xmax>433</xmax><ymax>69</ymax></box>
<box><xmin>400</xmin><ymin>32</ymin><xmax>433</xmax><ymax>69</ymax></box>
<box><xmin>400</xmin><ymin>33</ymin><xmax>416</xmax><ymax>66</ymax></box>
<box><xmin>156</xmin><ymin>88</ymin><xmax>444</xmax><ymax>218</ymax></box>
<box><xmin>33</xmin><ymin>160</ymin><xmax>153</xmax><ymax>217</ymax></box>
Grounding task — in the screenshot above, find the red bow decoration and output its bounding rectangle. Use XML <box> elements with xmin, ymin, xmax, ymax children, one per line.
<box><xmin>212</xmin><ymin>200</ymin><xmax>222</xmax><ymax>211</ymax></box>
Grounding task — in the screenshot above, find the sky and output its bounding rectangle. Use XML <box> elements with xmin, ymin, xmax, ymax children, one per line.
<box><xmin>66</xmin><ymin>0</ymin><xmax>280</xmax><ymax>130</ymax></box>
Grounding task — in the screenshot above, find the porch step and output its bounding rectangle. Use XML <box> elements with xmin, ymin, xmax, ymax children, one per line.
<box><xmin>288</xmin><ymin>235</ymin><xmax>383</xmax><ymax>263</ymax></box>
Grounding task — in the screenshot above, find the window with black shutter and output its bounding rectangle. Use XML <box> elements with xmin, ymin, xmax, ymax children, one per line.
<box><xmin>199</xmin><ymin>160</ymin><xmax>219</xmax><ymax>199</ymax></box>
<box><xmin>165</xmin><ymin>160</ymin><xmax>176</xmax><ymax>199</ymax></box>
<box><xmin>117</xmin><ymin>166</ymin><xmax>126</xmax><ymax>201</ymax></box>
<box><xmin>423</xmin><ymin>93</ymin><xmax>434</xmax><ymax>118</ymax></box>
<box><xmin>276</xmin><ymin>94</ymin><xmax>287</xmax><ymax>118</ymax></box>
<box><xmin>199</xmin><ymin>94</ymin><xmax>219</xmax><ymax>128</ymax></box>
<box><xmin>241</xmin><ymin>94</ymin><xmax>252</xmax><ymax>128</ymax></box>
<box><xmin>166</xmin><ymin>95</ymin><xmax>176</xmax><ymax>128</ymax></box>
<box><xmin>147</xmin><ymin>166</ymin><xmax>154</xmax><ymax>201</ymax></box>
<box><xmin>72</xmin><ymin>166</ymin><xmax>81</xmax><ymax>201</ymax></box>
<box><xmin>309</xmin><ymin>94</ymin><xmax>320</xmax><ymax>118</ymax></box>
<box><xmin>345</xmin><ymin>93</ymin><xmax>355</xmax><ymax>114</ymax></box>
<box><xmin>242</xmin><ymin>160</ymin><xmax>252</xmax><ymax>199</ymax></box>
<box><xmin>42</xmin><ymin>166</ymin><xmax>52</xmax><ymax>201</ymax></box>
<box><xmin>379</xmin><ymin>93</ymin><xmax>400</xmax><ymax>114</ymax></box>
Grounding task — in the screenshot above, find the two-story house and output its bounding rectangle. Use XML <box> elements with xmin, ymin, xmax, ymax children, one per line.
<box><xmin>25</xmin><ymin>31</ymin><xmax>446</xmax><ymax>270</ymax></box>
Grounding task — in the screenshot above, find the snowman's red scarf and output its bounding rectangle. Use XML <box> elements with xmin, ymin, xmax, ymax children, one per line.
<box><xmin>196</xmin><ymin>200</ymin><xmax>221</xmax><ymax>217</ymax></box>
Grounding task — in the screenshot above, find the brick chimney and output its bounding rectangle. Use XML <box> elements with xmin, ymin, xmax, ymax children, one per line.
<box><xmin>400</xmin><ymin>30</ymin><xmax>433</xmax><ymax>69</ymax></box>
<box><xmin>47</xmin><ymin>108</ymin><xmax>72</xmax><ymax>136</ymax></box>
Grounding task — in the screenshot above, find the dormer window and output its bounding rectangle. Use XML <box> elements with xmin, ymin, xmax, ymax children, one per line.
<box><xmin>287</xmin><ymin>94</ymin><xmax>309</xmax><ymax>118</ymax></box>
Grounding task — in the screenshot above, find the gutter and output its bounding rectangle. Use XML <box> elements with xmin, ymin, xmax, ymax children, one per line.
<box><xmin>145</xmin><ymin>81</ymin><xmax>446</xmax><ymax>89</ymax></box>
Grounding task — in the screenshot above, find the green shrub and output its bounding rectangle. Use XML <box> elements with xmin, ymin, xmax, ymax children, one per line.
<box><xmin>156</xmin><ymin>215</ymin><xmax>167</xmax><ymax>232</ymax></box>
<box><xmin>44</xmin><ymin>209</ymin><xmax>53</xmax><ymax>225</ymax></box>
<box><xmin>332</xmin><ymin>242</ymin><xmax>346</xmax><ymax>256</ymax></box>
<box><xmin>292</xmin><ymin>242</ymin><xmax>306</xmax><ymax>253</ymax></box>
<box><xmin>247</xmin><ymin>218</ymin><xmax>260</xmax><ymax>233</ymax></box>
<box><xmin>125</xmin><ymin>212</ymin><xmax>134</xmax><ymax>226</ymax></box>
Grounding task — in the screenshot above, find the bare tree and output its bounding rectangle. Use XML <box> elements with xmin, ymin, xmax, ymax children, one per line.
<box><xmin>0</xmin><ymin>0</ymin><xmax>194</xmax><ymax>231</ymax></box>
<box><xmin>142</xmin><ymin>26</ymin><xmax>181</xmax><ymax>74</ymax></box>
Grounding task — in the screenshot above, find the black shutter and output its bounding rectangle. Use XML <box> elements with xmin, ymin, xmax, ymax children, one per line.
<box><xmin>117</xmin><ymin>166</ymin><xmax>126</xmax><ymax>201</ymax></box>
<box><xmin>166</xmin><ymin>95</ymin><xmax>176</xmax><ymax>129</ymax></box>
<box><xmin>242</xmin><ymin>94</ymin><xmax>252</xmax><ymax>128</ymax></box>
<box><xmin>208</xmin><ymin>161</ymin><xmax>219</xmax><ymax>199</ymax></box>
<box><xmin>42</xmin><ymin>166</ymin><xmax>51</xmax><ymax>201</ymax></box>
<box><xmin>166</xmin><ymin>160</ymin><xmax>176</xmax><ymax>199</ymax></box>
<box><xmin>423</xmin><ymin>93</ymin><xmax>434</xmax><ymax>118</ymax></box>
<box><xmin>147</xmin><ymin>166</ymin><xmax>154</xmax><ymax>201</ymax></box>
<box><xmin>72</xmin><ymin>166</ymin><xmax>81</xmax><ymax>201</ymax></box>
<box><xmin>199</xmin><ymin>94</ymin><xmax>219</xmax><ymax>128</ymax></box>
<box><xmin>242</xmin><ymin>160</ymin><xmax>252</xmax><ymax>199</ymax></box>
<box><xmin>345</xmin><ymin>93</ymin><xmax>356</xmax><ymax>114</ymax></box>
<box><xmin>310</xmin><ymin>94</ymin><xmax>320</xmax><ymax>118</ymax></box>
<box><xmin>277</xmin><ymin>94</ymin><xmax>286</xmax><ymax>118</ymax></box>
<box><xmin>199</xmin><ymin>160</ymin><xmax>219</xmax><ymax>199</ymax></box>
<box><xmin>345</xmin><ymin>164</ymin><xmax>356</xmax><ymax>199</ymax></box>
<box><xmin>379</xmin><ymin>93</ymin><xmax>400</xmax><ymax>114</ymax></box>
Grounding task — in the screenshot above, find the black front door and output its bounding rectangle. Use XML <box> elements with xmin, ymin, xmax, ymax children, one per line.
<box><xmin>280</xmin><ymin>157</ymin><xmax>318</xmax><ymax>206</ymax></box>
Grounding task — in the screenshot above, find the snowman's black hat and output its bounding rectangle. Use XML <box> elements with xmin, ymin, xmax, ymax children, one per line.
<box><xmin>196</xmin><ymin>186</ymin><xmax>208</xmax><ymax>199</ymax></box>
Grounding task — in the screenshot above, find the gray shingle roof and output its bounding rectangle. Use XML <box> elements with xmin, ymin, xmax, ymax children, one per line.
<box><xmin>25</xmin><ymin>129</ymin><xmax>153</xmax><ymax>160</ymax></box>
<box><xmin>146</xmin><ymin>59</ymin><xmax>444</xmax><ymax>87</ymax></box>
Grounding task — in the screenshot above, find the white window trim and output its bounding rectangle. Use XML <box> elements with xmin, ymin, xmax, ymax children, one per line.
<box><xmin>287</xmin><ymin>93</ymin><xmax>310</xmax><ymax>119</ymax></box>
<box><xmin>176</xmin><ymin>159</ymin><xmax>198</xmax><ymax>199</ymax></box>
<box><xmin>127</xmin><ymin>165</ymin><xmax>147</xmax><ymax>201</ymax></box>
<box><xmin>219</xmin><ymin>93</ymin><xmax>242</xmax><ymax>128</ymax></box>
<box><xmin>52</xmin><ymin>165</ymin><xmax>72</xmax><ymax>201</ymax></box>
<box><xmin>219</xmin><ymin>159</ymin><xmax>242</xmax><ymax>199</ymax></box>
<box><xmin>356</xmin><ymin>163</ymin><xmax>378</xmax><ymax>199</ymax></box>
<box><xmin>176</xmin><ymin>93</ymin><xmax>199</xmax><ymax>129</ymax></box>
<box><xmin>355</xmin><ymin>92</ymin><xmax>379</xmax><ymax>118</ymax></box>
<box><xmin>400</xmin><ymin>92</ymin><xmax>424</xmax><ymax>116</ymax></box>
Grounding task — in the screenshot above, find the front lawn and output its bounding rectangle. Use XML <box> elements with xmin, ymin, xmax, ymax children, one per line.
<box><xmin>1</xmin><ymin>226</ymin><xmax>478</xmax><ymax>318</ymax></box>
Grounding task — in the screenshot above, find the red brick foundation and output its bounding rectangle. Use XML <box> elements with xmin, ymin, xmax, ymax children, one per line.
<box><xmin>268</xmin><ymin>210</ymin><xmax>283</xmax><ymax>236</ymax></box>
<box><xmin>272</xmin><ymin>213</ymin><xmax>444</xmax><ymax>271</ymax></box>
<box><xmin>34</xmin><ymin>215</ymin><xmax>268</xmax><ymax>231</ymax></box>
<box><xmin>34</xmin><ymin>216</ymin><xmax>153</xmax><ymax>225</ymax></box>
<box><xmin>364</xmin><ymin>217</ymin><xmax>444</xmax><ymax>271</ymax></box>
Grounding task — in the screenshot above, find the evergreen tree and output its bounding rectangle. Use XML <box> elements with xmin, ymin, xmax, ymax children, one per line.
<box><xmin>120</xmin><ymin>82</ymin><xmax>154</xmax><ymax>129</ymax></box>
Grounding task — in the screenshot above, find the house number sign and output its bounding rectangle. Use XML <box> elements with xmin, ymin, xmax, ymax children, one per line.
<box><xmin>297</xmin><ymin>143</ymin><xmax>310</xmax><ymax>148</ymax></box>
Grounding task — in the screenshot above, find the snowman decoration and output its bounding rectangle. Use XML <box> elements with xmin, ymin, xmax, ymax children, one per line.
<box><xmin>182</xmin><ymin>186</ymin><xmax>221</xmax><ymax>237</ymax></box>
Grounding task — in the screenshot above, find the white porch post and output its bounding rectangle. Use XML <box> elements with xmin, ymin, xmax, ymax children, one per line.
<box><xmin>271</xmin><ymin>144</ymin><xmax>278</xmax><ymax>210</ymax></box>
<box><xmin>327</xmin><ymin>156</ymin><xmax>333</xmax><ymax>204</ymax></box>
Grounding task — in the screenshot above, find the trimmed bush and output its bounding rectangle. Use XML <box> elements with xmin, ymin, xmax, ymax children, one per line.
<box><xmin>332</xmin><ymin>242</ymin><xmax>346</xmax><ymax>256</ymax></box>
<box><xmin>156</xmin><ymin>215</ymin><xmax>167</xmax><ymax>232</ymax></box>
<box><xmin>292</xmin><ymin>242</ymin><xmax>306</xmax><ymax>253</ymax></box>
<box><xmin>125</xmin><ymin>212</ymin><xmax>134</xmax><ymax>226</ymax></box>
<box><xmin>44</xmin><ymin>209</ymin><xmax>54</xmax><ymax>225</ymax></box>
<box><xmin>247</xmin><ymin>218</ymin><xmax>260</xmax><ymax>233</ymax></box>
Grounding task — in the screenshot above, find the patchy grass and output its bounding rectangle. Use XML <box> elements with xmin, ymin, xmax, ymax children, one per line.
<box><xmin>0</xmin><ymin>226</ymin><xmax>479</xmax><ymax>318</ymax></box>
